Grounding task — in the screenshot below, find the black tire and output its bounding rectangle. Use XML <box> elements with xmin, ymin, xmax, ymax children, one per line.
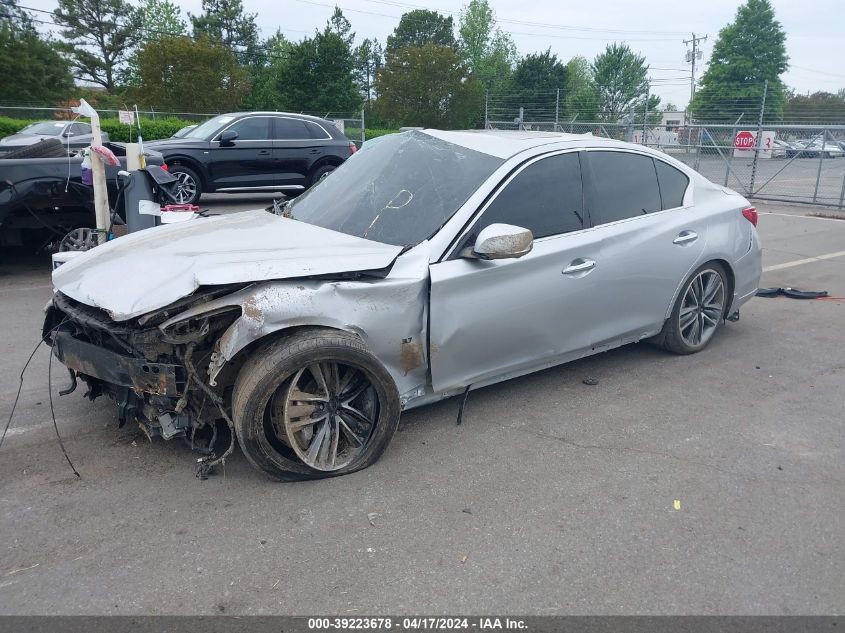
<box><xmin>308</xmin><ymin>164</ymin><xmax>337</xmax><ymax>188</ymax></box>
<box><xmin>1</xmin><ymin>138</ymin><xmax>67</xmax><ymax>159</ymax></box>
<box><xmin>232</xmin><ymin>328</ymin><xmax>401</xmax><ymax>481</ymax></box>
<box><xmin>167</xmin><ymin>164</ymin><xmax>202</xmax><ymax>205</ymax></box>
<box><xmin>660</xmin><ymin>262</ymin><xmax>729</xmax><ymax>355</ymax></box>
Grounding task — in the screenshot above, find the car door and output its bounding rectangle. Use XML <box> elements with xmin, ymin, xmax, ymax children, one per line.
<box><xmin>581</xmin><ymin>150</ymin><xmax>706</xmax><ymax>348</ymax></box>
<box><xmin>429</xmin><ymin>151</ymin><xmax>605</xmax><ymax>393</ymax></box>
<box><xmin>272</xmin><ymin>117</ymin><xmax>323</xmax><ymax>189</ymax></box>
<box><xmin>208</xmin><ymin>116</ymin><xmax>275</xmax><ymax>190</ymax></box>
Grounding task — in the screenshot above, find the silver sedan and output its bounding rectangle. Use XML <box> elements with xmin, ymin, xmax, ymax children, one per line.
<box><xmin>46</xmin><ymin>130</ymin><xmax>762</xmax><ymax>480</ymax></box>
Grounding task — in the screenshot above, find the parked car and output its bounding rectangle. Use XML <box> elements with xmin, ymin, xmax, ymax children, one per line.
<box><xmin>144</xmin><ymin>112</ymin><xmax>357</xmax><ymax>204</ymax></box>
<box><xmin>171</xmin><ymin>124</ymin><xmax>197</xmax><ymax>138</ymax></box>
<box><xmin>796</xmin><ymin>135</ymin><xmax>844</xmax><ymax>158</ymax></box>
<box><xmin>1</xmin><ymin>143</ymin><xmax>164</xmax><ymax>249</ymax></box>
<box><xmin>0</xmin><ymin>120</ymin><xmax>108</xmax><ymax>153</ymax></box>
<box><xmin>45</xmin><ymin>130</ymin><xmax>762</xmax><ymax>480</ymax></box>
<box><xmin>770</xmin><ymin>139</ymin><xmax>795</xmax><ymax>158</ymax></box>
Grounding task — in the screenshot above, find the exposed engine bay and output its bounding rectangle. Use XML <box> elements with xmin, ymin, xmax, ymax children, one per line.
<box><xmin>44</xmin><ymin>286</ymin><xmax>249</xmax><ymax>469</ymax></box>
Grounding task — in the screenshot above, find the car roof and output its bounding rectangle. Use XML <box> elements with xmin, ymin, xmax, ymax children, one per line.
<box><xmin>223</xmin><ymin>111</ymin><xmax>336</xmax><ymax>125</ymax></box>
<box><xmin>420</xmin><ymin>129</ymin><xmax>635</xmax><ymax>159</ymax></box>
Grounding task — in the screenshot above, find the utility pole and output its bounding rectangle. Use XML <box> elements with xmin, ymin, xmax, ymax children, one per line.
<box><xmin>683</xmin><ymin>33</ymin><xmax>707</xmax><ymax>105</ymax></box>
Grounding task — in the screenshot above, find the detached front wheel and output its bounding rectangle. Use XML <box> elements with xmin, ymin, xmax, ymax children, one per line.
<box><xmin>233</xmin><ymin>329</ymin><xmax>401</xmax><ymax>480</ymax></box>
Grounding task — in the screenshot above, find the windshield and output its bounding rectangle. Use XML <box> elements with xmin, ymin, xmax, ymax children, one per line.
<box><xmin>287</xmin><ymin>131</ymin><xmax>504</xmax><ymax>247</ymax></box>
<box><xmin>184</xmin><ymin>115</ymin><xmax>236</xmax><ymax>139</ymax></box>
<box><xmin>21</xmin><ymin>122</ymin><xmax>66</xmax><ymax>136</ymax></box>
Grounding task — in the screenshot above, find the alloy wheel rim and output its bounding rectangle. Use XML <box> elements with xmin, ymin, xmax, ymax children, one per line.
<box><xmin>172</xmin><ymin>171</ymin><xmax>197</xmax><ymax>203</ymax></box>
<box><xmin>679</xmin><ymin>270</ymin><xmax>725</xmax><ymax>347</ymax></box>
<box><xmin>277</xmin><ymin>362</ymin><xmax>378</xmax><ymax>471</ymax></box>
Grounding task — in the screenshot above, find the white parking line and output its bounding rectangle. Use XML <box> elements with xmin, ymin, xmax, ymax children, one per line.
<box><xmin>761</xmin><ymin>212</ymin><xmax>845</xmax><ymax>222</ymax></box>
<box><xmin>763</xmin><ymin>250</ymin><xmax>845</xmax><ymax>272</ymax></box>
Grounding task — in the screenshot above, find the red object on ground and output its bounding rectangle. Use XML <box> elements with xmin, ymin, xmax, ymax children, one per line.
<box><xmin>161</xmin><ymin>204</ymin><xmax>200</xmax><ymax>213</ymax></box>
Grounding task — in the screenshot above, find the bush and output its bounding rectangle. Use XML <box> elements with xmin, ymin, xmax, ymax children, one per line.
<box><xmin>0</xmin><ymin>116</ymin><xmax>37</xmax><ymax>138</ymax></box>
<box><xmin>99</xmin><ymin>117</ymin><xmax>192</xmax><ymax>142</ymax></box>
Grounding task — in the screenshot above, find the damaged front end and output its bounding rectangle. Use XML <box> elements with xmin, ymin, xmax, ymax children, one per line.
<box><xmin>43</xmin><ymin>287</ymin><xmax>245</xmax><ymax>452</ymax></box>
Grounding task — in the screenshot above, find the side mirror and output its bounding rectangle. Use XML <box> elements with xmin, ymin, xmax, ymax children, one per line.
<box><xmin>470</xmin><ymin>223</ymin><xmax>533</xmax><ymax>260</ymax></box>
<box><xmin>63</xmin><ymin>131</ymin><xmax>73</xmax><ymax>137</ymax></box>
<box><xmin>219</xmin><ymin>130</ymin><xmax>238</xmax><ymax>144</ymax></box>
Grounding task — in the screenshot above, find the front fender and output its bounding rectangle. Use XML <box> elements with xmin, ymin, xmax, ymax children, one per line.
<box><xmin>160</xmin><ymin>243</ymin><xmax>432</xmax><ymax>400</ymax></box>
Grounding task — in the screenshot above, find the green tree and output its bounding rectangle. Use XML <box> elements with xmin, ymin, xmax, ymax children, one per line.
<box><xmin>244</xmin><ymin>31</ymin><xmax>291</xmax><ymax>109</ymax></box>
<box><xmin>375</xmin><ymin>43</ymin><xmax>483</xmax><ymax>128</ymax></box>
<box><xmin>498</xmin><ymin>50</ymin><xmax>568</xmax><ymax>121</ymax></box>
<box><xmin>563</xmin><ymin>56</ymin><xmax>599</xmax><ymax>121</ymax></box>
<box><xmin>783</xmin><ymin>91</ymin><xmax>845</xmax><ymax>124</ymax></box>
<box><xmin>276</xmin><ymin>14</ymin><xmax>361</xmax><ymax>114</ymax></box>
<box><xmin>354</xmin><ymin>38</ymin><xmax>383</xmax><ymax>105</ymax></box>
<box><xmin>122</xmin><ymin>0</ymin><xmax>186</xmax><ymax>86</ymax></box>
<box><xmin>458</xmin><ymin>0</ymin><xmax>517</xmax><ymax>91</ymax></box>
<box><xmin>0</xmin><ymin>2</ymin><xmax>74</xmax><ymax>103</ymax></box>
<box><xmin>592</xmin><ymin>43</ymin><xmax>650</xmax><ymax>121</ymax></box>
<box><xmin>190</xmin><ymin>0</ymin><xmax>257</xmax><ymax>50</ymax></box>
<box><xmin>689</xmin><ymin>0</ymin><xmax>788</xmax><ymax>122</ymax></box>
<box><xmin>134</xmin><ymin>35</ymin><xmax>249</xmax><ymax>111</ymax></box>
<box><xmin>385</xmin><ymin>10</ymin><xmax>455</xmax><ymax>56</ymax></box>
<box><xmin>54</xmin><ymin>0</ymin><xmax>139</xmax><ymax>90</ymax></box>
<box><xmin>140</xmin><ymin>0</ymin><xmax>185</xmax><ymax>39</ymax></box>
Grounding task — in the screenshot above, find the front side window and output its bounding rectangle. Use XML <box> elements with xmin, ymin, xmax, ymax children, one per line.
<box><xmin>458</xmin><ymin>152</ymin><xmax>584</xmax><ymax>252</ymax></box>
<box><xmin>588</xmin><ymin>151</ymin><xmax>661</xmax><ymax>224</ymax></box>
<box><xmin>220</xmin><ymin>117</ymin><xmax>269</xmax><ymax>141</ymax></box>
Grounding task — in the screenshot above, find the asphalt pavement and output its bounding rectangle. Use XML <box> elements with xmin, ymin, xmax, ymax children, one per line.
<box><xmin>0</xmin><ymin>200</ymin><xmax>842</xmax><ymax>615</ymax></box>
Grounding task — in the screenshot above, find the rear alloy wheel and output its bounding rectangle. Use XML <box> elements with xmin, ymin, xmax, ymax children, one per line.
<box><xmin>168</xmin><ymin>165</ymin><xmax>202</xmax><ymax>205</ymax></box>
<box><xmin>308</xmin><ymin>164</ymin><xmax>336</xmax><ymax>187</ymax></box>
<box><xmin>233</xmin><ymin>329</ymin><xmax>400</xmax><ymax>480</ymax></box>
<box><xmin>661</xmin><ymin>263</ymin><xmax>728</xmax><ymax>355</ymax></box>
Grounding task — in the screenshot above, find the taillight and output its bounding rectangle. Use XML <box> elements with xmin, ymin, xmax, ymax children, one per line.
<box><xmin>161</xmin><ymin>164</ymin><xmax>169</xmax><ymax>171</ymax></box>
<box><xmin>742</xmin><ymin>206</ymin><xmax>757</xmax><ymax>227</ymax></box>
<box><xmin>349</xmin><ymin>142</ymin><xmax>357</xmax><ymax>155</ymax></box>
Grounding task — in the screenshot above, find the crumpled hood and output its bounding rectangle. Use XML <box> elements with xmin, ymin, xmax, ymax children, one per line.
<box><xmin>52</xmin><ymin>209</ymin><xmax>403</xmax><ymax>321</ymax></box>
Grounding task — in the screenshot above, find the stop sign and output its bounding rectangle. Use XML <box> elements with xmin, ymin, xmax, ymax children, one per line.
<box><xmin>734</xmin><ymin>130</ymin><xmax>756</xmax><ymax>150</ymax></box>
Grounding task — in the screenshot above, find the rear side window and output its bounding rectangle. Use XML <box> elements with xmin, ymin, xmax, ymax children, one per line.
<box><xmin>273</xmin><ymin>118</ymin><xmax>311</xmax><ymax>140</ymax></box>
<box><xmin>463</xmin><ymin>152</ymin><xmax>584</xmax><ymax>245</ymax></box>
<box><xmin>587</xmin><ymin>151</ymin><xmax>661</xmax><ymax>224</ymax></box>
<box><xmin>655</xmin><ymin>160</ymin><xmax>689</xmax><ymax>209</ymax></box>
<box><xmin>305</xmin><ymin>121</ymin><xmax>332</xmax><ymax>139</ymax></box>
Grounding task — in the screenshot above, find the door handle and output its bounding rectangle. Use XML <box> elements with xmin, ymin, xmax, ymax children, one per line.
<box><xmin>258</xmin><ymin>149</ymin><xmax>271</xmax><ymax>155</ymax></box>
<box><xmin>309</xmin><ymin>149</ymin><xmax>321</xmax><ymax>154</ymax></box>
<box><xmin>562</xmin><ymin>258</ymin><xmax>596</xmax><ymax>275</ymax></box>
<box><xmin>673</xmin><ymin>230</ymin><xmax>698</xmax><ymax>245</ymax></box>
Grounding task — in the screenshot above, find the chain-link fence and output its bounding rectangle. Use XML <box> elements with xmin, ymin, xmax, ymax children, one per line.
<box><xmin>484</xmin><ymin>92</ymin><xmax>845</xmax><ymax>209</ymax></box>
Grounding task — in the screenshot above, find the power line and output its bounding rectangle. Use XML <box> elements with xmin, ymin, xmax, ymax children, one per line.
<box><xmin>360</xmin><ymin>0</ymin><xmax>691</xmax><ymax>36</ymax></box>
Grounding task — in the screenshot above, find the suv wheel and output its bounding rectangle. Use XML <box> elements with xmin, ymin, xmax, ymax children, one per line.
<box><xmin>308</xmin><ymin>164</ymin><xmax>336</xmax><ymax>187</ymax></box>
<box><xmin>168</xmin><ymin>165</ymin><xmax>202</xmax><ymax>204</ymax></box>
